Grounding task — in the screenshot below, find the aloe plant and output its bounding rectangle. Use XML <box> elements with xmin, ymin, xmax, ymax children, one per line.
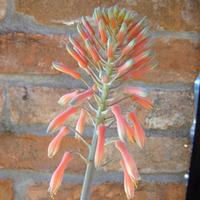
<box><xmin>47</xmin><ymin>5</ymin><xmax>156</xmax><ymax>200</ymax></box>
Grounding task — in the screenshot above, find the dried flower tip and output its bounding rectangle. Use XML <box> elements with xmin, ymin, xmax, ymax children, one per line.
<box><xmin>81</xmin><ymin>17</ymin><xmax>95</xmax><ymax>36</ymax></box>
<box><xmin>47</xmin><ymin>106</ymin><xmax>78</xmax><ymax>133</ymax></box>
<box><xmin>75</xmin><ymin>109</ymin><xmax>87</xmax><ymax>139</ymax></box>
<box><xmin>48</xmin><ymin>127</ymin><xmax>69</xmax><ymax>158</ymax></box>
<box><xmin>129</xmin><ymin>112</ymin><xmax>146</xmax><ymax>148</ymax></box>
<box><xmin>85</xmin><ymin>39</ymin><xmax>100</xmax><ymax>62</ymax></box>
<box><xmin>69</xmin><ymin>36</ymin><xmax>86</xmax><ymax>57</ymax></box>
<box><xmin>117</xmin><ymin>22</ymin><xmax>127</xmax><ymax>44</ymax></box>
<box><xmin>52</xmin><ymin>61</ymin><xmax>81</xmax><ymax>79</ymax></box>
<box><xmin>70</xmin><ymin>88</ymin><xmax>94</xmax><ymax>105</ymax></box>
<box><xmin>123</xmin><ymin>87</ymin><xmax>147</xmax><ymax>98</ymax></box>
<box><xmin>49</xmin><ymin>152</ymin><xmax>73</xmax><ymax>198</ymax></box>
<box><xmin>115</xmin><ymin>140</ymin><xmax>139</xmax><ymax>181</ymax></box>
<box><xmin>113</xmin><ymin>5</ymin><xmax>119</xmax><ymax>18</ymax></box>
<box><xmin>66</xmin><ymin>45</ymin><xmax>88</xmax><ymax>68</ymax></box>
<box><xmin>58</xmin><ymin>90</ymin><xmax>79</xmax><ymax>105</ymax></box>
<box><xmin>98</xmin><ymin>20</ymin><xmax>107</xmax><ymax>44</ymax></box>
<box><xmin>94</xmin><ymin>124</ymin><xmax>106</xmax><ymax>168</ymax></box>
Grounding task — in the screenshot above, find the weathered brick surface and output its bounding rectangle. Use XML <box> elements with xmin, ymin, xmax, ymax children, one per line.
<box><xmin>0</xmin><ymin>0</ymin><xmax>7</xmax><ymax>21</ymax></box>
<box><xmin>26</xmin><ymin>182</ymin><xmax>186</xmax><ymax>200</ymax></box>
<box><xmin>16</xmin><ymin>0</ymin><xmax>200</xmax><ymax>31</ymax></box>
<box><xmin>0</xmin><ymin>134</ymin><xmax>189</xmax><ymax>173</ymax></box>
<box><xmin>0</xmin><ymin>33</ymin><xmax>77</xmax><ymax>74</ymax></box>
<box><xmin>0</xmin><ymin>134</ymin><xmax>88</xmax><ymax>173</ymax></box>
<box><xmin>0</xmin><ymin>87</ymin><xmax>4</xmax><ymax>123</ymax></box>
<box><xmin>9</xmin><ymin>86</ymin><xmax>194</xmax><ymax>130</ymax></box>
<box><xmin>104</xmin><ymin>137</ymin><xmax>190</xmax><ymax>173</ymax></box>
<box><xmin>0</xmin><ymin>34</ymin><xmax>199</xmax><ymax>84</ymax></box>
<box><xmin>0</xmin><ymin>179</ymin><xmax>14</xmax><ymax>200</ymax></box>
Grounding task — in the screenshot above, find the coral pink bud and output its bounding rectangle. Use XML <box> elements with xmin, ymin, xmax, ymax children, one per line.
<box><xmin>69</xmin><ymin>36</ymin><xmax>86</xmax><ymax>57</ymax></box>
<box><xmin>115</xmin><ymin>140</ymin><xmax>139</xmax><ymax>181</ymax></box>
<box><xmin>66</xmin><ymin>45</ymin><xmax>88</xmax><ymax>68</ymax></box>
<box><xmin>48</xmin><ymin>127</ymin><xmax>69</xmax><ymax>158</ymax></box>
<box><xmin>47</xmin><ymin>106</ymin><xmax>78</xmax><ymax>133</ymax></box>
<box><xmin>120</xmin><ymin>160</ymin><xmax>135</xmax><ymax>200</ymax></box>
<box><xmin>98</xmin><ymin>20</ymin><xmax>107</xmax><ymax>44</ymax></box>
<box><xmin>94</xmin><ymin>124</ymin><xmax>106</xmax><ymax>168</ymax></box>
<box><xmin>111</xmin><ymin>105</ymin><xmax>127</xmax><ymax>142</ymax></box>
<box><xmin>108</xmin><ymin>7</ymin><xmax>116</xmax><ymax>29</ymax></box>
<box><xmin>117</xmin><ymin>22</ymin><xmax>127</xmax><ymax>44</ymax></box>
<box><xmin>70</xmin><ymin>88</ymin><xmax>94</xmax><ymax>105</ymax></box>
<box><xmin>52</xmin><ymin>61</ymin><xmax>81</xmax><ymax>79</ymax></box>
<box><xmin>75</xmin><ymin>109</ymin><xmax>87</xmax><ymax>139</ymax></box>
<box><xmin>85</xmin><ymin>39</ymin><xmax>100</xmax><ymax>62</ymax></box>
<box><xmin>106</xmin><ymin>38</ymin><xmax>113</xmax><ymax>59</ymax></box>
<box><xmin>123</xmin><ymin>87</ymin><xmax>147</xmax><ymax>98</ymax></box>
<box><xmin>132</xmin><ymin>96</ymin><xmax>153</xmax><ymax>110</ymax></box>
<box><xmin>81</xmin><ymin>17</ymin><xmax>95</xmax><ymax>36</ymax></box>
<box><xmin>128</xmin><ymin>17</ymin><xmax>145</xmax><ymax>41</ymax></box>
<box><xmin>58</xmin><ymin>90</ymin><xmax>79</xmax><ymax>105</ymax></box>
<box><xmin>118</xmin><ymin>8</ymin><xmax>126</xmax><ymax>24</ymax></box>
<box><xmin>129</xmin><ymin>112</ymin><xmax>146</xmax><ymax>148</ymax></box>
<box><xmin>77</xmin><ymin>23</ymin><xmax>90</xmax><ymax>41</ymax></box>
<box><xmin>125</xmin><ymin>122</ymin><xmax>135</xmax><ymax>144</ymax></box>
<box><xmin>117</xmin><ymin>59</ymin><xmax>134</xmax><ymax>75</ymax></box>
<box><xmin>122</xmin><ymin>39</ymin><xmax>136</xmax><ymax>55</ymax></box>
<box><xmin>48</xmin><ymin>152</ymin><xmax>73</xmax><ymax>198</ymax></box>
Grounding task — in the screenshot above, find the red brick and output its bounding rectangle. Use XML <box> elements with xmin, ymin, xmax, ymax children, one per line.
<box><xmin>0</xmin><ymin>87</ymin><xmax>4</xmax><ymax>122</ymax></box>
<box><xmin>9</xmin><ymin>86</ymin><xmax>194</xmax><ymax>130</ymax></box>
<box><xmin>0</xmin><ymin>134</ymin><xmax>89</xmax><ymax>173</ymax></box>
<box><xmin>0</xmin><ymin>0</ymin><xmax>7</xmax><ymax>21</ymax></box>
<box><xmin>103</xmin><ymin>137</ymin><xmax>190</xmax><ymax>174</ymax></box>
<box><xmin>0</xmin><ymin>33</ymin><xmax>77</xmax><ymax>74</ymax></box>
<box><xmin>26</xmin><ymin>182</ymin><xmax>186</xmax><ymax>200</ymax></box>
<box><xmin>16</xmin><ymin>0</ymin><xmax>200</xmax><ymax>31</ymax></box>
<box><xmin>0</xmin><ymin>179</ymin><xmax>14</xmax><ymax>200</ymax></box>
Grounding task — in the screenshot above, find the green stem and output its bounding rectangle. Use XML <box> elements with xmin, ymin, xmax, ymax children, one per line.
<box><xmin>80</xmin><ymin>65</ymin><xmax>112</xmax><ymax>200</ymax></box>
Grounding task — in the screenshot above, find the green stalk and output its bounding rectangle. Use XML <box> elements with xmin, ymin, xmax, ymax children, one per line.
<box><xmin>80</xmin><ymin>64</ymin><xmax>112</xmax><ymax>200</ymax></box>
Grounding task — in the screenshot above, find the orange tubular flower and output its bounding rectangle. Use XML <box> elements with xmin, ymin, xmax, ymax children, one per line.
<box><xmin>47</xmin><ymin>106</ymin><xmax>78</xmax><ymax>133</ymax></box>
<box><xmin>111</xmin><ymin>105</ymin><xmax>127</xmax><ymax>142</ymax></box>
<box><xmin>94</xmin><ymin>124</ymin><xmax>106</xmax><ymax>168</ymax></box>
<box><xmin>115</xmin><ymin>140</ymin><xmax>139</xmax><ymax>181</ymax></box>
<box><xmin>117</xmin><ymin>22</ymin><xmax>127</xmax><ymax>44</ymax></box>
<box><xmin>69</xmin><ymin>36</ymin><xmax>86</xmax><ymax>57</ymax></box>
<box><xmin>117</xmin><ymin>59</ymin><xmax>134</xmax><ymax>75</ymax></box>
<box><xmin>77</xmin><ymin>23</ymin><xmax>90</xmax><ymax>41</ymax></box>
<box><xmin>120</xmin><ymin>160</ymin><xmax>135</xmax><ymax>200</ymax></box>
<box><xmin>52</xmin><ymin>61</ymin><xmax>81</xmax><ymax>79</ymax></box>
<box><xmin>85</xmin><ymin>39</ymin><xmax>100</xmax><ymax>62</ymax></box>
<box><xmin>48</xmin><ymin>127</ymin><xmax>69</xmax><ymax>158</ymax></box>
<box><xmin>75</xmin><ymin>109</ymin><xmax>87</xmax><ymax>139</ymax></box>
<box><xmin>123</xmin><ymin>86</ymin><xmax>147</xmax><ymax>98</ymax></box>
<box><xmin>49</xmin><ymin>152</ymin><xmax>73</xmax><ymax>198</ymax></box>
<box><xmin>106</xmin><ymin>38</ymin><xmax>113</xmax><ymax>59</ymax></box>
<box><xmin>58</xmin><ymin>90</ymin><xmax>79</xmax><ymax>105</ymax></box>
<box><xmin>125</xmin><ymin>122</ymin><xmax>135</xmax><ymax>144</ymax></box>
<box><xmin>98</xmin><ymin>20</ymin><xmax>107</xmax><ymax>44</ymax></box>
<box><xmin>129</xmin><ymin>112</ymin><xmax>146</xmax><ymax>148</ymax></box>
<box><xmin>70</xmin><ymin>88</ymin><xmax>94</xmax><ymax>105</ymax></box>
<box><xmin>131</xmin><ymin>95</ymin><xmax>153</xmax><ymax>110</ymax></box>
<box><xmin>81</xmin><ymin>17</ymin><xmax>95</xmax><ymax>36</ymax></box>
<box><xmin>66</xmin><ymin>45</ymin><xmax>88</xmax><ymax>68</ymax></box>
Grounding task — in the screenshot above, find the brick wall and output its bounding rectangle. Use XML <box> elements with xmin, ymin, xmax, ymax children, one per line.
<box><xmin>0</xmin><ymin>0</ymin><xmax>199</xmax><ymax>200</ymax></box>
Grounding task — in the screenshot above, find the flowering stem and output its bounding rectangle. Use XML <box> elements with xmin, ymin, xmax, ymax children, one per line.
<box><xmin>80</xmin><ymin>64</ymin><xmax>112</xmax><ymax>200</ymax></box>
